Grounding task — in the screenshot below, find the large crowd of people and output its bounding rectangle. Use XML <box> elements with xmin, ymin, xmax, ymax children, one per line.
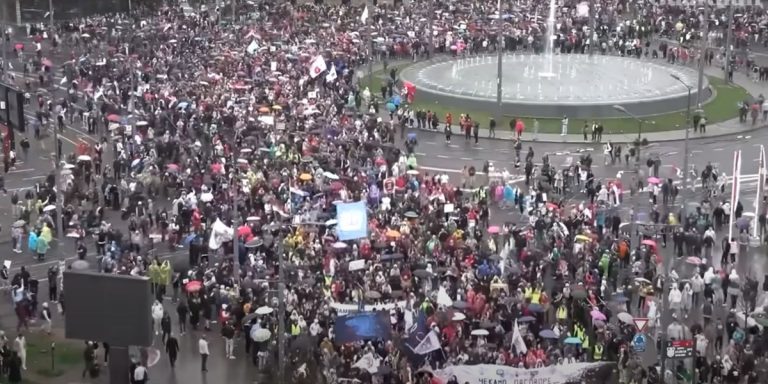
<box><xmin>0</xmin><ymin>0</ymin><xmax>766</xmax><ymax>383</ymax></box>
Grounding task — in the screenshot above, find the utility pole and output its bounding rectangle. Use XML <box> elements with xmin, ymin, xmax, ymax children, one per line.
<box><xmin>723</xmin><ymin>0</ymin><xmax>734</xmax><ymax>84</ymax></box>
<box><xmin>367</xmin><ymin>2</ymin><xmax>373</xmax><ymax>89</ymax></box>
<box><xmin>1</xmin><ymin>0</ymin><xmax>7</xmax><ymax>73</ymax></box>
<box><xmin>48</xmin><ymin>0</ymin><xmax>54</xmax><ymax>26</ymax></box>
<box><xmin>427</xmin><ymin>0</ymin><xmax>434</xmax><ymax>58</ymax></box>
<box><xmin>495</xmin><ymin>0</ymin><xmax>503</xmax><ymax>125</ymax></box>
<box><xmin>696</xmin><ymin>2</ymin><xmax>709</xmax><ymax>107</ymax></box>
<box><xmin>230</xmin><ymin>126</ymin><xmax>240</xmax><ymax>301</ymax></box>
<box><xmin>276</xmin><ymin>239</ymin><xmax>286</xmax><ymax>384</ymax></box>
<box><xmin>15</xmin><ymin>0</ymin><xmax>20</xmax><ymax>25</ymax></box>
<box><xmin>588</xmin><ymin>0</ymin><xmax>596</xmax><ymax>56</ymax></box>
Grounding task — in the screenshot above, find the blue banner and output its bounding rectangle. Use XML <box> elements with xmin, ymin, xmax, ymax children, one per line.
<box><xmin>336</xmin><ymin>201</ymin><xmax>368</xmax><ymax>241</ymax></box>
<box><xmin>333</xmin><ymin>312</ymin><xmax>391</xmax><ymax>344</ymax></box>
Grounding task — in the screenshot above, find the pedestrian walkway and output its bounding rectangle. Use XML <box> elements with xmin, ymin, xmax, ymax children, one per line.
<box><xmin>359</xmin><ymin>56</ymin><xmax>766</xmax><ymax>144</ymax></box>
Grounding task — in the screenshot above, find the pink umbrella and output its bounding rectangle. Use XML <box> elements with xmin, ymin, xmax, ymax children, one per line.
<box><xmin>647</xmin><ymin>176</ymin><xmax>661</xmax><ymax>184</ymax></box>
<box><xmin>686</xmin><ymin>256</ymin><xmax>702</xmax><ymax>265</ymax></box>
<box><xmin>42</xmin><ymin>58</ymin><xmax>53</xmax><ymax>67</ymax></box>
<box><xmin>590</xmin><ymin>309</ymin><xmax>607</xmax><ymax>321</ymax></box>
<box><xmin>487</xmin><ymin>226</ymin><xmax>500</xmax><ymax>234</ymax></box>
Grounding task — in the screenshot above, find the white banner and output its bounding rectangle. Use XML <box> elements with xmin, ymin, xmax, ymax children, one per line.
<box><xmin>437</xmin><ymin>363</ymin><xmax>612</xmax><ymax>384</ymax></box>
<box><xmin>331</xmin><ymin>300</ymin><xmax>407</xmax><ymax>315</ymax></box>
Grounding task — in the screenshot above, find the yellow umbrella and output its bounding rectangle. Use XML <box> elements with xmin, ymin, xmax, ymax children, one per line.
<box><xmin>299</xmin><ymin>173</ymin><xmax>312</xmax><ymax>181</ymax></box>
<box><xmin>386</xmin><ymin>229</ymin><xmax>401</xmax><ymax>238</ymax></box>
<box><xmin>258</xmin><ymin>106</ymin><xmax>270</xmax><ymax>113</ymax></box>
<box><xmin>574</xmin><ymin>235</ymin><xmax>591</xmax><ymax>242</ymax></box>
<box><xmin>272</xmin><ymin>105</ymin><xmax>283</xmax><ymax>110</ymax></box>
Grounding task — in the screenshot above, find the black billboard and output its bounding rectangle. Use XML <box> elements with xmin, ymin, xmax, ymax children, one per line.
<box><xmin>0</xmin><ymin>83</ymin><xmax>24</xmax><ymax>133</ymax></box>
<box><xmin>63</xmin><ymin>271</ymin><xmax>153</xmax><ymax>347</ymax></box>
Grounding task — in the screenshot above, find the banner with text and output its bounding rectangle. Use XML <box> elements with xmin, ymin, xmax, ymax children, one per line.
<box><xmin>437</xmin><ymin>362</ymin><xmax>615</xmax><ymax>384</ymax></box>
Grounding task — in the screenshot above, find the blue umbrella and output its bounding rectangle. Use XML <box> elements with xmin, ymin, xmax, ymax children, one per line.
<box><xmin>539</xmin><ymin>329</ymin><xmax>558</xmax><ymax>339</ymax></box>
<box><xmin>407</xmin><ymin>132</ymin><xmax>417</xmax><ymax>139</ymax></box>
<box><xmin>386</xmin><ymin>102</ymin><xmax>396</xmax><ymax>112</ymax></box>
<box><xmin>391</xmin><ymin>95</ymin><xmax>402</xmax><ymax>106</ymax></box>
<box><xmin>527</xmin><ymin>303</ymin><xmax>544</xmax><ymax>313</ymax></box>
<box><xmin>564</xmin><ymin>337</ymin><xmax>582</xmax><ymax>345</ymax></box>
<box><xmin>183</xmin><ymin>233</ymin><xmax>198</xmax><ymax>245</ymax></box>
<box><xmin>519</xmin><ymin>316</ymin><xmax>536</xmax><ymax>322</ymax></box>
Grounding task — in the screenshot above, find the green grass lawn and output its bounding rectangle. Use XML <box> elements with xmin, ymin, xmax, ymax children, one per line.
<box><xmin>361</xmin><ymin>65</ymin><xmax>748</xmax><ymax>135</ymax></box>
<box><xmin>0</xmin><ymin>332</ymin><xmax>84</xmax><ymax>384</ymax></box>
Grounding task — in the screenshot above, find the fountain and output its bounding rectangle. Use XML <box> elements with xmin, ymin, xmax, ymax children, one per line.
<box><xmin>539</xmin><ymin>0</ymin><xmax>558</xmax><ymax>78</ymax></box>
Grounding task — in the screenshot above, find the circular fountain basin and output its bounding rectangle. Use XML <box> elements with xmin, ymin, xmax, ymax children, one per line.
<box><xmin>399</xmin><ymin>54</ymin><xmax>710</xmax><ymax>119</ymax></box>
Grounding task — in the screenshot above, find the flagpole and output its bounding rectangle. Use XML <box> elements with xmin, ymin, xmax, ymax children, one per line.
<box><xmin>754</xmin><ymin>145</ymin><xmax>766</xmax><ymax>239</ymax></box>
<box><xmin>728</xmin><ymin>150</ymin><xmax>741</xmax><ymax>244</ymax></box>
<box><xmin>366</xmin><ymin>4</ymin><xmax>373</xmax><ymax>91</ymax></box>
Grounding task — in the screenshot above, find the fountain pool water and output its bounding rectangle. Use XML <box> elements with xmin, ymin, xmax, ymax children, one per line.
<box><xmin>399</xmin><ymin>54</ymin><xmax>709</xmax><ymax>119</ymax></box>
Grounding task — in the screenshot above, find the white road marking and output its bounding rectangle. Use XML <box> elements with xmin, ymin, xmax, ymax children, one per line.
<box><xmin>8</xmin><ymin>168</ymin><xmax>34</xmax><ymax>173</ymax></box>
<box><xmin>22</xmin><ymin>176</ymin><xmax>46</xmax><ymax>180</ymax></box>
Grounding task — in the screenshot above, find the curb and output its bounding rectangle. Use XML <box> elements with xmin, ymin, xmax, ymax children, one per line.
<box><xmin>408</xmin><ymin>122</ymin><xmax>767</xmax><ymax>145</ymax></box>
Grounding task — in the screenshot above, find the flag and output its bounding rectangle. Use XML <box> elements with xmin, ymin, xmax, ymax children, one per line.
<box><xmin>352</xmin><ymin>352</ymin><xmax>380</xmax><ymax>373</ymax></box>
<box><xmin>325</xmin><ymin>64</ymin><xmax>337</xmax><ymax>82</ymax></box>
<box><xmin>728</xmin><ymin>150</ymin><xmax>742</xmax><ymax>240</ymax></box>
<box><xmin>437</xmin><ymin>286</ymin><xmax>453</xmax><ymax>307</ymax></box>
<box><xmin>511</xmin><ymin>319</ymin><xmax>527</xmax><ymax>354</ymax></box>
<box><xmin>412</xmin><ymin>330</ymin><xmax>442</xmax><ymax>355</ymax></box>
<box><xmin>309</xmin><ymin>55</ymin><xmax>327</xmax><ymax>79</ymax></box>
<box><xmin>246</xmin><ymin>40</ymin><xmax>259</xmax><ymax>55</ymax></box>
<box><xmin>360</xmin><ymin>5</ymin><xmax>369</xmax><ymax>24</ymax></box>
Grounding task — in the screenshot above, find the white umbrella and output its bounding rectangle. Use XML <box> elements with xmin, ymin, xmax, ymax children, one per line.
<box><xmin>246</xmin><ymin>216</ymin><xmax>260</xmax><ymax>221</ymax></box>
<box><xmin>241</xmin><ymin>148</ymin><xmax>253</xmax><ymax>153</ymax></box>
<box><xmin>255</xmin><ymin>306</ymin><xmax>274</xmax><ymax>315</ymax></box>
<box><xmin>77</xmin><ymin>155</ymin><xmax>92</xmax><ymax>162</ymax></box>
<box><xmin>135</xmin><ymin>121</ymin><xmax>149</xmax><ymax>127</ymax></box>
<box><xmin>470</xmin><ymin>329</ymin><xmax>489</xmax><ymax>336</ymax></box>
<box><xmin>325</xmin><ymin>219</ymin><xmax>338</xmax><ymax>226</ymax></box>
<box><xmin>43</xmin><ymin>205</ymin><xmax>56</xmax><ymax>212</ymax></box>
<box><xmin>131</xmin><ymin>158</ymin><xmax>141</xmax><ymax>167</ymax></box>
<box><xmin>452</xmin><ymin>312</ymin><xmax>466</xmax><ymax>321</ymax></box>
<box><xmin>237</xmin><ymin>158</ymin><xmax>249</xmax><ymax>164</ymax></box>
<box><xmin>617</xmin><ymin>312</ymin><xmax>634</xmax><ymax>324</ymax></box>
<box><xmin>200</xmin><ymin>192</ymin><xmax>214</xmax><ymax>202</ymax></box>
<box><xmin>63</xmin><ymin>163</ymin><xmax>76</xmax><ymax>169</ymax></box>
<box><xmin>108</xmin><ymin>123</ymin><xmax>121</xmax><ymax>131</ymax></box>
<box><xmin>332</xmin><ymin>241</ymin><xmax>347</xmax><ymax>249</ymax></box>
<box><xmin>251</xmin><ymin>328</ymin><xmax>271</xmax><ymax>342</ymax></box>
<box><xmin>323</xmin><ymin>171</ymin><xmax>339</xmax><ymax>180</ymax></box>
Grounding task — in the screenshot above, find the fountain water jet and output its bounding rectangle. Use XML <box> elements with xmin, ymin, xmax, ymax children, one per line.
<box><xmin>539</xmin><ymin>0</ymin><xmax>557</xmax><ymax>78</ymax></box>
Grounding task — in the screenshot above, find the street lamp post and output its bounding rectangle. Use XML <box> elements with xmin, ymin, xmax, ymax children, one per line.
<box><xmin>495</xmin><ymin>0</ymin><xmax>503</xmax><ymax>125</ymax></box>
<box><xmin>671</xmin><ymin>74</ymin><xmax>693</xmax><ymax>192</ymax></box>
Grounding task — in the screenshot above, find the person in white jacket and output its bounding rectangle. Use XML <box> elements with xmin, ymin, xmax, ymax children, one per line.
<box><xmin>151</xmin><ymin>300</ymin><xmax>164</xmax><ymax>336</ymax></box>
<box><xmin>681</xmin><ymin>283</ymin><xmax>693</xmax><ymax>319</ymax></box>
<box><xmin>668</xmin><ymin>285</ymin><xmax>683</xmax><ymax>320</ymax></box>
<box><xmin>691</xmin><ymin>274</ymin><xmax>704</xmax><ymax>307</ymax></box>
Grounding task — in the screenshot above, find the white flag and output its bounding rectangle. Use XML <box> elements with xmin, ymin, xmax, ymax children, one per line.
<box><xmin>437</xmin><ymin>286</ymin><xmax>453</xmax><ymax>307</ymax></box>
<box><xmin>309</xmin><ymin>55</ymin><xmax>327</xmax><ymax>79</ymax></box>
<box><xmin>511</xmin><ymin>319</ymin><xmax>528</xmax><ymax>354</ymax></box>
<box><xmin>412</xmin><ymin>330</ymin><xmax>442</xmax><ymax>355</ymax></box>
<box><xmin>325</xmin><ymin>64</ymin><xmax>337</xmax><ymax>82</ymax></box>
<box><xmin>360</xmin><ymin>5</ymin><xmax>369</xmax><ymax>24</ymax></box>
<box><xmin>352</xmin><ymin>352</ymin><xmax>380</xmax><ymax>373</ymax></box>
<box><xmin>246</xmin><ymin>40</ymin><xmax>259</xmax><ymax>55</ymax></box>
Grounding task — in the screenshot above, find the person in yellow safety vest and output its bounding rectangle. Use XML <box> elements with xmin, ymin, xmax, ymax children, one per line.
<box><xmin>581</xmin><ymin>334</ymin><xmax>590</xmax><ymax>350</ymax></box>
<box><xmin>593</xmin><ymin>343</ymin><xmax>603</xmax><ymax>361</ymax></box>
<box><xmin>556</xmin><ymin>306</ymin><xmax>568</xmax><ymax>321</ymax></box>
<box><xmin>524</xmin><ymin>287</ymin><xmax>533</xmax><ymax>301</ymax></box>
<box><xmin>530</xmin><ymin>288</ymin><xmax>541</xmax><ymax>304</ymax></box>
<box><xmin>572</xmin><ymin>324</ymin><xmax>583</xmax><ymax>341</ymax></box>
<box><xmin>291</xmin><ymin>322</ymin><xmax>301</xmax><ymax>336</ymax></box>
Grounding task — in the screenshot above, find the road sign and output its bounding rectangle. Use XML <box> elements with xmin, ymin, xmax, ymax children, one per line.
<box><xmin>665</xmin><ymin>340</ymin><xmax>694</xmax><ymax>359</ymax></box>
<box><xmin>632</xmin><ymin>334</ymin><xmax>647</xmax><ymax>353</ymax></box>
<box><xmin>633</xmin><ymin>318</ymin><xmax>649</xmax><ymax>333</ymax></box>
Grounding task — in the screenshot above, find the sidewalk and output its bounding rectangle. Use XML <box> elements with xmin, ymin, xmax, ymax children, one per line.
<box><xmin>360</xmin><ymin>56</ymin><xmax>766</xmax><ymax>144</ymax></box>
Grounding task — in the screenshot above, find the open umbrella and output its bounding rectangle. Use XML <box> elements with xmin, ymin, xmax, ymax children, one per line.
<box><xmin>185</xmin><ymin>280</ymin><xmax>203</xmax><ymax>293</ymax></box>
<box><xmin>641</xmin><ymin>239</ymin><xmax>656</xmax><ymax>247</ymax></box>
<box><xmin>686</xmin><ymin>256</ymin><xmax>702</xmax><ymax>265</ymax></box>
<box><xmin>404</xmin><ymin>211</ymin><xmax>418</xmax><ymax>219</ymax></box>
<box><xmin>255</xmin><ymin>306</ymin><xmax>274</xmax><ymax>315</ymax></box>
<box><xmin>527</xmin><ymin>303</ymin><xmax>544</xmax><ymax>313</ymax></box>
<box><xmin>251</xmin><ymin>328</ymin><xmax>272</xmax><ymax>342</ymax></box>
<box><xmin>564</xmin><ymin>337</ymin><xmax>582</xmax><ymax>345</ymax></box>
<box><xmin>365</xmin><ymin>291</ymin><xmax>382</xmax><ymax>300</ymax></box>
<box><xmin>617</xmin><ymin>312</ymin><xmax>634</xmax><ymax>324</ymax></box>
<box><xmin>107</xmin><ymin>114</ymin><xmax>121</xmax><ymax>122</ymax></box>
<box><xmin>332</xmin><ymin>242</ymin><xmax>347</xmax><ymax>249</ymax></box>
<box><xmin>539</xmin><ymin>329</ymin><xmax>558</xmax><ymax>339</ymax></box>
<box><xmin>452</xmin><ymin>312</ymin><xmax>466</xmax><ymax>321</ymax></box>
<box><xmin>12</xmin><ymin>220</ymin><xmax>25</xmax><ymax>228</ymax></box>
<box><xmin>487</xmin><ymin>225</ymin><xmax>500</xmax><ymax>234</ymax></box>
<box><xmin>590</xmin><ymin>309</ymin><xmax>607</xmax><ymax>321</ymax></box>
<box><xmin>519</xmin><ymin>316</ymin><xmax>536</xmax><ymax>322</ymax></box>
<box><xmin>43</xmin><ymin>205</ymin><xmax>56</xmax><ymax>212</ymax></box>
<box><xmin>470</xmin><ymin>329</ymin><xmax>489</xmax><ymax>336</ymax></box>
<box><xmin>647</xmin><ymin>177</ymin><xmax>661</xmax><ymax>184</ymax></box>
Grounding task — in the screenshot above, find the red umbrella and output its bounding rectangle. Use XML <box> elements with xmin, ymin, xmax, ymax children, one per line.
<box><xmin>185</xmin><ymin>280</ymin><xmax>203</xmax><ymax>293</ymax></box>
<box><xmin>166</xmin><ymin>163</ymin><xmax>179</xmax><ymax>172</ymax></box>
<box><xmin>238</xmin><ymin>225</ymin><xmax>251</xmax><ymax>238</ymax></box>
<box><xmin>641</xmin><ymin>239</ymin><xmax>656</xmax><ymax>247</ymax></box>
<box><xmin>14</xmin><ymin>43</ymin><xmax>23</xmax><ymax>50</ymax></box>
<box><xmin>107</xmin><ymin>114</ymin><xmax>121</xmax><ymax>122</ymax></box>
